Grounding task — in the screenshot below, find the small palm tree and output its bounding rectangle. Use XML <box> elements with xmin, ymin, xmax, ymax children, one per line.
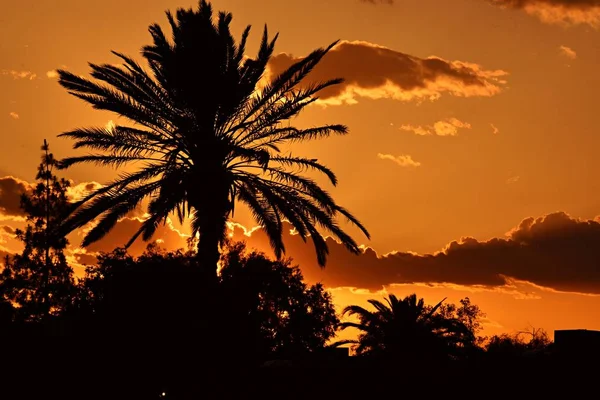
<box><xmin>335</xmin><ymin>294</ymin><xmax>473</xmax><ymax>360</ymax></box>
<box><xmin>56</xmin><ymin>0</ymin><xmax>369</xmax><ymax>279</ymax></box>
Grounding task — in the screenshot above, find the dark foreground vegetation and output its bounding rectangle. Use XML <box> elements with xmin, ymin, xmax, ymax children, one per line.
<box><xmin>1</xmin><ymin>1</ymin><xmax>597</xmax><ymax>398</ymax></box>
<box><xmin>0</xmin><ymin>146</ymin><xmax>592</xmax><ymax>397</ymax></box>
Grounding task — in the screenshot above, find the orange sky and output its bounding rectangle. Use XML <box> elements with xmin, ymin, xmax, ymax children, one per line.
<box><xmin>3</xmin><ymin>0</ymin><xmax>600</xmax><ymax>338</ymax></box>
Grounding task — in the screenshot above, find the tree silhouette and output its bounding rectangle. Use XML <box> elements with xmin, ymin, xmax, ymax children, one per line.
<box><xmin>1</xmin><ymin>140</ymin><xmax>74</xmax><ymax>322</ymax></box>
<box><xmin>336</xmin><ymin>294</ymin><xmax>474</xmax><ymax>360</ymax></box>
<box><xmin>74</xmin><ymin>242</ymin><xmax>339</xmax><ymax>359</ymax></box>
<box><xmin>220</xmin><ymin>242</ymin><xmax>339</xmax><ymax>360</ymax></box>
<box><xmin>55</xmin><ymin>0</ymin><xmax>369</xmax><ymax>281</ymax></box>
<box><xmin>436</xmin><ymin>296</ymin><xmax>485</xmax><ymax>348</ymax></box>
<box><xmin>0</xmin><ymin>264</ymin><xmax>14</xmax><ymax>324</ymax></box>
<box><xmin>63</xmin><ymin>242</ymin><xmax>340</xmax><ymax>397</ymax></box>
<box><xmin>486</xmin><ymin>327</ymin><xmax>552</xmax><ymax>359</ymax></box>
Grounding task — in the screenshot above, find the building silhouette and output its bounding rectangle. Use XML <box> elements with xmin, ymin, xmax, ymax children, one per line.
<box><xmin>554</xmin><ymin>329</ymin><xmax>600</xmax><ymax>359</ymax></box>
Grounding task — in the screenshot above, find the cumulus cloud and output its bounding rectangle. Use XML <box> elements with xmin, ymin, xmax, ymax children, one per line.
<box><xmin>0</xmin><ymin>247</ymin><xmax>14</xmax><ymax>266</ymax></box>
<box><xmin>400</xmin><ymin>118</ymin><xmax>471</xmax><ymax>137</ymax></box>
<box><xmin>1</xmin><ymin>70</ymin><xmax>37</xmax><ymax>80</ymax></box>
<box><xmin>377</xmin><ymin>153</ymin><xmax>421</xmax><ymax>167</ymax></box>
<box><xmin>0</xmin><ymin>174</ymin><xmax>188</xmax><ymax>267</ymax></box>
<box><xmin>491</xmin><ymin>123</ymin><xmax>500</xmax><ymax>135</ymax></box>
<box><xmin>0</xmin><ymin>176</ymin><xmax>31</xmax><ymax>220</ymax></box>
<box><xmin>506</xmin><ymin>175</ymin><xmax>520</xmax><ymax>184</ymax></box>
<box><xmin>559</xmin><ymin>45</ymin><xmax>577</xmax><ymax>59</ymax></box>
<box><xmin>66</xmin><ymin>181</ymin><xmax>103</xmax><ymax>202</ymax></box>
<box><xmin>267</xmin><ymin>40</ymin><xmax>508</xmax><ymax>105</ymax></box>
<box><xmin>0</xmin><ymin>176</ymin><xmax>106</xmax><ymax>221</ymax></box>
<box><xmin>46</xmin><ymin>70</ymin><xmax>59</xmax><ymax>79</ymax></box>
<box><xmin>9</xmin><ymin>112</ymin><xmax>19</xmax><ymax>120</ymax></box>
<box><xmin>83</xmin><ymin>216</ymin><xmax>189</xmax><ymax>258</ymax></box>
<box><xmin>0</xmin><ymin>225</ymin><xmax>21</xmax><ymax>262</ymax></box>
<box><xmin>229</xmin><ymin>212</ymin><xmax>600</xmax><ymax>295</ymax></box>
<box><xmin>0</xmin><ymin>225</ymin><xmax>16</xmax><ymax>244</ymax></box>
<box><xmin>490</xmin><ymin>0</ymin><xmax>600</xmax><ymax>27</ymax></box>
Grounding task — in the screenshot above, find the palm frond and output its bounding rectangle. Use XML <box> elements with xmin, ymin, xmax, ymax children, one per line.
<box><xmin>57</xmin><ymin>1</ymin><xmax>367</xmax><ymax>272</ymax></box>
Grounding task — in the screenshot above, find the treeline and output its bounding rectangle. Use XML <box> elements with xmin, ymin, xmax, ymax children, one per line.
<box><xmin>0</xmin><ymin>143</ymin><xmax>559</xmax><ymax>399</ymax></box>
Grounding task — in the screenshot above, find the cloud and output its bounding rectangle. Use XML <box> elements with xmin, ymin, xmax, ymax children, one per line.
<box><xmin>0</xmin><ymin>174</ymin><xmax>186</xmax><ymax>268</ymax></box>
<box><xmin>8</xmin><ymin>112</ymin><xmax>19</xmax><ymax>120</ymax></box>
<box><xmin>267</xmin><ymin>40</ymin><xmax>508</xmax><ymax>105</ymax></box>
<box><xmin>559</xmin><ymin>45</ymin><xmax>577</xmax><ymax>59</ymax></box>
<box><xmin>0</xmin><ymin>247</ymin><xmax>14</xmax><ymax>267</ymax></box>
<box><xmin>46</xmin><ymin>70</ymin><xmax>59</xmax><ymax>79</ymax></box>
<box><xmin>400</xmin><ymin>118</ymin><xmax>472</xmax><ymax>136</ymax></box>
<box><xmin>105</xmin><ymin>120</ymin><xmax>116</xmax><ymax>133</ymax></box>
<box><xmin>57</xmin><ymin>214</ymin><xmax>191</xmax><ymax>270</ymax></box>
<box><xmin>83</xmin><ymin>216</ymin><xmax>189</xmax><ymax>258</ymax></box>
<box><xmin>0</xmin><ymin>225</ymin><xmax>16</xmax><ymax>244</ymax></box>
<box><xmin>1</xmin><ymin>226</ymin><xmax>15</xmax><ymax>235</ymax></box>
<box><xmin>0</xmin><ymin>176</ymin><xmax>31</xmax><ymax>220</ymax></box>
<box><xmin>490</xmin><ymin>0</ymin><xmax>600</xmax><ymax>27</ymax></box>
<box><xmin>0</xmin><ymin>225</ymin><xmax>21</xmax><ymax>262</ymax></box>
<box><xmin>377</xmin><ymin>153</ymin><xmax>421</xmax><ymax>167</ymax></box>
<box><xmin>507</xmin><ymin>176</ymin><xmax>520</xmax><ymax>184</ymax></box>
<box><xmin>229</xmin><ymin>212</ymin><xmax>600</xmax><ymax>295</ymax></box>
<box><xmin>66</xmin><ymin>181</ymin><xmax>103</xmax><ymax>202</ymax></box>
<box><xmin>491</xmin><ymin>123</ymin><xmax>500</xmax><ymax>135</ymax></box>
<box><xmin>0</xmin><ymin>176</ymin><xmax>106</xmax><ymax>221</ymax></box>
<box><xmin>1</xmin><ymin>70</ymin><xmax>37</xmax><ymax>80</ymax></box>
<box><xmin>394</xmin><ymin>280</ymin><xmax>542</xmax><ymax>300</ymax></box>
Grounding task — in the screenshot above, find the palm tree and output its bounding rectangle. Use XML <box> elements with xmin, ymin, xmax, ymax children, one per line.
<box><xmin>55</xmin><ymin>0</ymin><xmax>369</xmax><ymax>280</ymax></box>
<box><xmin>336</xmin><ymin>294</ymin><xmax>473</xmax><ymax>360</ymax></box>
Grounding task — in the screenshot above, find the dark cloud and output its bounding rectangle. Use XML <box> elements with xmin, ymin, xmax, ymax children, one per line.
<box><xmin>230</xmin><ymin>212</ymin><xmax>600</xmax><ymax>294</ymax></box>
<box><xmin>0</xmin><ymin>176</ymin><xmax>106</xmax><ymax>221</ymax></box>
<box><xmin>63</xmin><ymin>216</ymin><xmax>190</xmax><ymax>268</ymax></box>
<box><xmin>66</xmin><ymin>181</ymin><xmax>103</xmax><ymax>202</ymax></box>
<box><xmin>83</xmin><ymin>216</ymin><xmax>189</xmax><ymax>257</ymax></box>
<box><xmin>71</xmin><ymin>251</ymin><xmax>99</xmax><ymax>267</ymax></box>
<box><xmin>360</xmin><ymin>0</ymin><xmax>394</xmax><ymax>4</ymax></box>
<box><xmin>0</xmin><ymin>249</ymin><xmax>13</xmax><ymax>264</ymax></box>
<box><xmin>490</xmin><ymin>0</ymin><xmax>600</xmax><ymax>26</ymax></box>
<box><xmin>266</xmin><ymin>40</ymin><xmax>508</xmax><ymax>105</ymax></box>
<box><xmin>495</xmin><ymin>0</ymin><xmax>600</xmax><ymax>8</ymax></box>
<box><xmin>0</xmin><ymin>175</ymin><xmax>189</xmax><ymax>266</ymax></box>
<box><xmin>0</xmin><ymin>176</ymin><xmax>31</xmax><ymax>219</ymax></box>
<box><xmin>2</xmin><ymin>226</ymin><xmax>15</xmax><ymax>235</ymax></box>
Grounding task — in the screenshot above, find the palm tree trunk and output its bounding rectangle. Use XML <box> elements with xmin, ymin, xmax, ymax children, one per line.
<box><xmin>194</xmin><ymin>201</ymin><xmax>229</xmax><ymax>284</ymax></box>
<box><xmin>191</xmin><ymin>170</ymin><xmax>231</xmax><ymax>284</ymax></box>
<box><xmin>196</xmin><ymin>226</ymin><xmax>222</xmax><ymax>284</ymax></box>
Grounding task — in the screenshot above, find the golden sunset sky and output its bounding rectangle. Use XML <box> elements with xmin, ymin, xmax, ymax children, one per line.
<box><xmin>3</xmin><ymin>0</ymin><xmax>600</xmax><ymax>338</ymax></box>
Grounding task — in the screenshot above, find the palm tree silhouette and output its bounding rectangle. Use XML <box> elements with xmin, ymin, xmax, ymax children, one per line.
<box><xmin>336</xmin><ymin>294</ymin><xmax>473</xmax><ymax>360</ymax></box>
<box><xmin>55</xmin><ymin>1</ymin><xmax>369</xmax><ymax>279</ymax></box>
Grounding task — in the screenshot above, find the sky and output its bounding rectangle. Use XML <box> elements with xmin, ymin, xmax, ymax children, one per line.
<box><xmin>3</xmin><ymin>0</ymin><xmax>600</xmax><ymax>338</ymax></box>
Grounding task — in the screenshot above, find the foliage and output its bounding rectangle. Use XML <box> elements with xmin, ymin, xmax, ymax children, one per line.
<box><xmin>220</xmin><ymin>242</ymin><xmax>339</xmax><ymax>359</ymax></box>
<box><xmin>56</xmin><ymin>0</ymin><xmax>369</xmax><ymax>278</ymax></box>
<box><xmin>71</xmin><ymin>241</ymin><xmax>338</xmax><ymax>363</ymax></box>
<box><xmin>337</xmin><ymin>294</ymin><xmax>478</xmax><ymax>360</ymax></box>
<box><xmin>436</xmin><ymin>297</ymin><xmax>486</xmax><ymax>346</ymax></box>
<box><xmin>0</xmin><ymin>140</ymin><xmax>75</xmax><ymax>321</ymax></box>
<box><xmin>485</xmin><ymin>327</ymin><xmax>552</xmax><ymax>358</ymax></box>
<box><xmin>71</xmin><ymin>244</ymin><xmax>203</xmax><ymax>336</ymax></box>
<box><xmin>0</xmin><ymin>269</ymin><xmax>14</xmax><ymax>324</ymax></box>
